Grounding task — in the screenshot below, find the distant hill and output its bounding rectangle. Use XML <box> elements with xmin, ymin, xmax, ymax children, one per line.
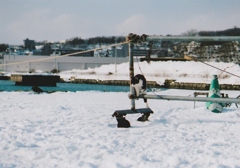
<box><xmin>198</xmin><ymin>27</ymin><xmax>240</xmax><ymax>46</ymax></box>
<box><xmin>199</xmin><ymin>27</ymin><xmax>240</xmax><ymax>36</ymax></box>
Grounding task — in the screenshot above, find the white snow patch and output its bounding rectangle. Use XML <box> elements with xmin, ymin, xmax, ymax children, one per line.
<box><xmin>2</xmin><ymin>61</ymin><xmax>240</xmax><ymax>167</ymax></box>
<box><xmin>59</xmin><ymin>61</ymin><xmax>240</xmax><ymax>84</ymax></box>
<box><xmin>1</xmin><ymin>89</ymin><xmax>240</xmax><ymax>167</ymax></box>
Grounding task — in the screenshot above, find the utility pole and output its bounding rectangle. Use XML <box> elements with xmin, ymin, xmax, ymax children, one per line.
<box><xmin>115</xmin><ymin>38</ymin><xmax>117</xmax><ymax>73</ymax></box>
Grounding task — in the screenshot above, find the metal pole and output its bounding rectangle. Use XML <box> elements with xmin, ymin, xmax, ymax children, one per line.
<box><xmin>129</xmin><ymin>42</ymin><xmax>135</xmax><ymax>110</ymax></box>
<box><xmin>115</xmin><ymin>38</ymin><xmax>117</xmax><ymax>73</ymax></box>
<box><xmin>145</xmin><ymin>36</ymin><xmax>240</xmax><ymax>42</ymax></box>
<box><xmin>139</xmin><ymin>94</ymin><xmax>240</xmax><ymax>104</ymax></box>
<box><xmin>3</xmin><ymin>55</ymin><xmax>6</xmax><ymax>72</ymax></box>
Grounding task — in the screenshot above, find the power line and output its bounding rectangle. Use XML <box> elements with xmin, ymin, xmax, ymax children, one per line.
<box><xmin>199</xmin><ymin>61</ymin><xmax>240</xmax><ymax>78</ymax></box>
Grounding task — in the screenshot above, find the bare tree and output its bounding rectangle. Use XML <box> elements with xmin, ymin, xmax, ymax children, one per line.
<box><xmin>181</xmin><ymin>29</ymin><xmax>199</xmax><ymax>36</ymax></box>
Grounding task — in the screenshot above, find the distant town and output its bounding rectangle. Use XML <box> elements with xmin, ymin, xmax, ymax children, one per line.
<box><xmin>1</xmin><ymin>27</ymin><xmax>240</xmax><ymax>64</ymax></box>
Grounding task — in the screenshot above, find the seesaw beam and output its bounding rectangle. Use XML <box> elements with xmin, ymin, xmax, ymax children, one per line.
<box><xmin>137</xmin><ymin>94</ymin><xmax>240</xmax><ymax>104</ymax></box>
<box><xmin>145</xmin><ymin>36</ymin><xmax>240</xmax><ymax>42</ymax></box>
<box><xmin>113</xmin><ymin>108</ymin><xmax>153</xmax><ymax>116</ymax></box>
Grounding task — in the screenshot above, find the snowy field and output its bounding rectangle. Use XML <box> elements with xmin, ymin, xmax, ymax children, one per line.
<box><xmin>1</xmin><ymin>89</ymin><xmax>240</xmax><ymax>167</ymax></box>
<box><xmin>1</xmin><ymin>61</ymin><xmax>240</xmax><ymax>167</ymax></box>
<box><xmin>59</xmin><ymin>61</ymin><xmax>240</xmax><ymax>85</ymax></box>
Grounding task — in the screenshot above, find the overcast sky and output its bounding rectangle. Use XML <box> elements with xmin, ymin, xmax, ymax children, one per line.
<box><xmin>1</xmin><ymin>0</ymin><xmax>240</xmax><ymax>45</ymax></box>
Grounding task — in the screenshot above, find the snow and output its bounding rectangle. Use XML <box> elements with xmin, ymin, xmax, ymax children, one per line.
<box><xmin>59</xmin><ymin>60</ymin><xmax>240</xmax><ymax>85</ymax></box>
<box><xmin>1</xmin><ymin>61</ymin><xmax>240</xmax><ymax>167</ymax></box>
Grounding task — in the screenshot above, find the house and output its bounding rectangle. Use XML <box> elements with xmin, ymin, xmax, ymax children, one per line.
<box><xmin>24</xmin><ymin>38</ymin><xmax>35</xmax><ymax>50</ymax></box>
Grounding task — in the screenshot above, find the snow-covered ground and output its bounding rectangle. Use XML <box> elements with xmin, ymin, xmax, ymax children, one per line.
<box><xmin>59</xmin><ymin>61</ymin><xmax>240</xmax><ymax>85</ymax></box>
<box><xmin>1</xmin><ymin>61</ymin><xmax>240</xmax><ymax>167</ymax></box>
<box><xmin>1</xmin><ymin>90</ymin><xmax>240</xmax><ymax>167</ymax></box>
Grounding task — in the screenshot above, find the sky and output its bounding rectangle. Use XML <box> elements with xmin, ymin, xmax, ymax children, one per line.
<box><xmin>1</xmin><ymin>0</ymin><xmax>240</xmax><ymax>45</ymax></box>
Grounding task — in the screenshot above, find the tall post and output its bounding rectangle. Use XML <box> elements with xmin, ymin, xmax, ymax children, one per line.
<box><xmin>129</xmin><ymin>42</ymin><xmax>135</xmax><ymax>110</ymax></box>
<box><xmin>115</xmin><ymin>38</ymin><xmax>117</xmax><ymax>73</ymax></box>
<box><xmin>3</xmin><ymin>55</ymin><xmax>6</xmax><ymax>72</ymax></box>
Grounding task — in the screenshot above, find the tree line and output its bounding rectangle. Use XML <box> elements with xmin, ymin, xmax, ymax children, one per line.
<box><xmin>0</xmin><ymin>44</ymin><xmax>8</xmax><ymax>52</ymax></box>
<box><xmin>199</xmin><ymin>27</ymin><xmax>240</xmax><ymax>36</ymax></box>
<box><xmin>1</xmin><ymin>27</ymin><xmax>240</xmax><ymax>51</ymax></box>
<box><xmin>65</xmin><ymin>36</ymin><xmax>125</xmax><ymax>45</ymax></box>
<box><xmin>65</xmin><ymin>27</ymin><xmax>240</xmax><ymax>46</ymax></box>
<box><xmin>182</xmin><ymin>27</ymin><xmax>240</xmax><ymax>46</ymax></box>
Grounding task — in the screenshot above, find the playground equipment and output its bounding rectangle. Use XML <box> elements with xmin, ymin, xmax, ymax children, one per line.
<box><xmin>112</xmin><ymin>34</ymin><xmax>240</xmax><ymax>128</ymax></box>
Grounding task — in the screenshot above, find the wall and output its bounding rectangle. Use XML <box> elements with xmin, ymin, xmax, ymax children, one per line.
<box><xmin>3</xmin><ymin>55</ymin><xmax>129</xmax><ymax>72</ymax></box>
<box><xmin>0</xmin><ymin>59</ymin><xmax>4</xmax><ymax>71</ymax></box>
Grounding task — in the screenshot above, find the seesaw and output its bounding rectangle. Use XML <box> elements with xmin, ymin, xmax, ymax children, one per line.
<box><xmin>112</xmin><ymin>34</ymin><xmax>240</xmax><ymax>128</ymax></box>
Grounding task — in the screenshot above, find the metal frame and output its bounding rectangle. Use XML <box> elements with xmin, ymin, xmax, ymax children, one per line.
<box><xmin>112</xmin><ymin>34</ymin><xmax>240</xmax><ymax>127</ymax></box>
<box><xmin>128</xmin><ymin>34</ymin><xmax>240</xmax><ymax>106</ymax></box>
<box><xmin>145</xmin><ymin>36</ymin><xmax>240</xmax><ymax>42</ymax></box>
<box><xmin>135</xmin><ymin>94</ymin><xmax>240</xmax><ymax>104</ymax></box>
